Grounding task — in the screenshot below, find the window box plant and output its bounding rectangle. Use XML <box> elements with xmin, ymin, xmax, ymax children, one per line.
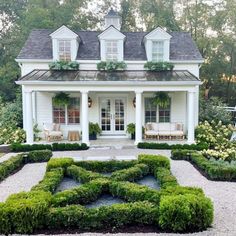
<box><xmin>144</xmin><ymin>61</ymin><xmax>174</xmax><ymax>71</ymax></box>
<box><xmin>97</xmin><ymin>61</ymin><xmax>127</xmax><ymax>71</ymax></box>
<box><xmin>49</xmin><ymin>61</ymin><xmax>79</xmax><ymax>70</ymax></box>
<box><xmin>89</xmin><ymin>122</ymin><xmax>102</xmax><ymax>140</ymax></box>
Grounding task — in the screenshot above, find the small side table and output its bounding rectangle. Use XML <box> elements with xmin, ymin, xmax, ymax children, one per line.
<box><xmin>68</xmin><ymin>131</ymin><xmax>80</xmax><ymax>141</ymax></box>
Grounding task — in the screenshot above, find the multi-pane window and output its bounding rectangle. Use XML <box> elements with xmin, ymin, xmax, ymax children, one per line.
<box><xmin>53</xmin><ymin>98</ymin><xmax>80</xmax><ymax>124</ymax></box>
<box><xmin>152</xmin><ymin>41</ymin><xmax>164</xmax><ymax>62</ymax></box>
<box><xmin>145</xmin><ymin>98</ymin><xmax>157</xmax><ymax>123</ymax></box>
<box><xmin>68</xmin><ymin>98</ymin><xmax>80</xmax><ymax>124</ymax></box>
<box><xmin>53</xmin><ymin>105</ymin><xmax>66</xmax><ymax>124</ymax></box>
<box><xmin>58</xmin><ymin>40</ymin><xmax>71</xmax><ymax>61</ymax></box>
<box><xmin>105</xmin><ymin>40</ymin><xmax>118</xmax><ymax>61</ymax></box>
<box><xmin>159</xmin><ymin>103</ymin><xmax>171</xmax><ymax>123</ymax></box>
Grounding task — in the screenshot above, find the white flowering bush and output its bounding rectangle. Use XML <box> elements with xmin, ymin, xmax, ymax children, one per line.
<box><xmin>0</xmin><ymin>127</ymin><xmax>26</xmax><ymax>144</ymax></box>
<box><xmin>196</xmin><ymin>120</ymin><xmax>236</xmax><ymax>161</ymax></box>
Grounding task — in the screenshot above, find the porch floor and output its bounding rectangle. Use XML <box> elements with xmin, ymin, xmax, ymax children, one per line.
<box><xmin>37</xmin><ymin>138</ymin><xmax>189</xmax><ymax>148</ymax></box>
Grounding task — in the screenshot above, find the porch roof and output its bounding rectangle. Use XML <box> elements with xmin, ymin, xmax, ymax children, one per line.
<box><xmin>18</xmin><ymin>69</ymin><xmax>200</xmax><ymax>84</ymax></box>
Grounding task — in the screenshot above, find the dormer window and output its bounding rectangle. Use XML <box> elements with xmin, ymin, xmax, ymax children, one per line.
<box><xmin>152</xmin><ymin>41</ymin><xmax>164</xmax><ymax>62</ymax></box>
<box><xmin>58</xmin><ymin>40</ymin><xmax>71</xmax><ymax>61</ymax></box>
<box><xmin>105</xmin><ymin>40</ymin><xmax>118</xmax><ymax>61</ymax></box>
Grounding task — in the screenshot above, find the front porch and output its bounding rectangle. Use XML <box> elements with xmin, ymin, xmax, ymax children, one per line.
<box><xmin>18</xmin><ymin>70</ymin><xmax>200</xmax><ymax>145</ymax></box>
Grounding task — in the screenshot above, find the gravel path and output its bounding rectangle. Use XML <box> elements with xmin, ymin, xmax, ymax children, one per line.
<box><xmin>1</xmin><ymin>148</ymin><xmax>236</xmax><ymax>235</ymax></box>
<box><xmin>0</xmin><ymin>163</ymin><xmax>47</xmax><ymax>202</ymax></box>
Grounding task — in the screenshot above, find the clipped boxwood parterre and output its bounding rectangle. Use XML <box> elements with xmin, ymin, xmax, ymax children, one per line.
<box><xmin>0</xmin><ymin>154</ymin><xmax>213</xmax><ymax>234</ymax></box>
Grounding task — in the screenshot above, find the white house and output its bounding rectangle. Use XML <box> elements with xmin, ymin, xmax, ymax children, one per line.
<box><xmin>16</xmin><ymin>9</ymin><xmax>203</xmax><ymax>145</ymax></box>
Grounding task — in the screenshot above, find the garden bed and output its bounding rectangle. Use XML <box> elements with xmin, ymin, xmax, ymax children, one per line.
<box><xmin>0</xmin><ymin>154</ymin><xmax>213</xmax><ymax>234</ymax></box>
<box><xmin>171</xmin><ymin>149</ymin><xmax>236</xmax><ymax>181</ymax></box>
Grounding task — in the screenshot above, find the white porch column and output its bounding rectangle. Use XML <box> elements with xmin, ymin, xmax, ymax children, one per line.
<box><xmin>135</xmin><ymin>90</ymin><xmax>143</xmax><ymax>145</ymax></box>
<box><xmin>25</xmin><ymin>91</ymin><xmax>34</xmax><ymax>144</ymax></box>
<box><xmin>187</xmin><ymin>91</ymin><xmax>195</xmax><ymax>143</ymax></box>
<box><xmin>81</xmin><ymin>90</ymin><xmax>89</xmax><ymax>145</ymax></box>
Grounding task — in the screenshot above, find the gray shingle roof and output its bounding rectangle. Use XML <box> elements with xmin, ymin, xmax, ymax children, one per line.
<box><xmin>17</xmin><ymin>29</ymin><xmax>203</xmax><ymax>61</ymax></box>
<box><xmin>19</xmin><ymin>69</ymin><xmax>199</xmax><ymax>82</ymax></box>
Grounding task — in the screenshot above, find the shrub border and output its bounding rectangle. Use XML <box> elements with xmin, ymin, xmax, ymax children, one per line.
<box><xmin>171</xmin><ymin>149</ymin><xmax>236</xmax><ymax>181</ymax></box>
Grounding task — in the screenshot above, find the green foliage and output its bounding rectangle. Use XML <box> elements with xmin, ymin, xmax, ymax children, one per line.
<box><xmin>52</xmin><ymin>92</ymin><xmax>70</xmax><ymax>106</ymax></box>
<box><xmin>0</xmin><ymin>191</ymin><xmax>51</xmax><ymax>234</ymax></box>
<box><xmin>126</xmin><ymin>123</ymin><xmax>135</xmax><ymax>134</ymax></box>
<box><xmin>151</xmin><ymin>92</ymin><xmax>170</xmax><ymax>108</ymax></box>
<box><xmin>199</xmin><ymin>97</ymin><xmax>232</xmax><ymax>124</ymax></box>
<box><xmin>32</xmin><ymin>168</ymin><xmax>63</xmax><ymax>193</ymax></box>
<box><xmin>144</xmin><ymin>62</ymin><xmax>174</xmax><ymax>71</ymax></box>
<box><xmin>26</xmin><ymin>150</ymin><xmax>52</xmax><ymax>163</ymax></box>
<box><xmin>89</xmin><ymin>122</ymin><xmax>102</xmax><ymax>135</ymax></box>
<box><xmin>138</xmin><ymin>154</ymin><xmax>170</xmax><ymax>172</ymax></box>
<box><xmin>0</xmin><ymin>154</ymin><xmax>25</xmax><ymax>182</ymax></box>
<box><xmin>159</xmin><ymin>194</ymin><xmax>213</xmax><ymax>232</ymax></box>
<box><xmin>75</xmin><ymin>160</ymin><xmax>138</xmax><ymax>173</ymax></box>
<box><xmin>138</xmin><ymin>142</ymin><xmax>209</xmax><ymax>151</ymax></box>
<box><xmin>10</xmin><ymin>142</ymin><xmax>88</xmax><ymax>152</ymax></box>
<box><xmin>111</xmin><ymin>164</ymin><xmax>149</xmax><ymax>182</ymax></box>
<box><xmin>0</xmin><ymin>127</ymin><xmax>26</xmax><ymax>145</ymax></box>
<box><xmin>97</xmin><ymin>61</ymin><xmax>127</xmax><ymax>71</ymax></box>
<box><xmin>109</xmin><ymin>181</ymin><xmax>160</xmax><ymax>204</ymax></box>
<box><xmin>46</xmin><ymin>201</ymin><xmax>158</xmax><ymax>230</ymax></box>
<box><xmin>171</xmin><ymin>150</ymin><xmax>236</xmax><ymax>181</ymax></box>
<box><xmin>155</xmin><ymin>167</ymin><xmax>178</xmax><ymax>188</ymax></box>
<box><xmin>49</xmin><ymin>61</ymin><xmax>79</xmax><ymax>70</ymax></box>
<box><xmin>47</xmin><ymin>158</ymin><xmax>74</xmax><ymax>171</ymax></box>
<box><xmin>66</xmin><ymin>165</ymin><xmax>104</xmax><ymax>183</ymax></box>
<box><xmin>52</xmin><ymin>178</ymin><xmax>110</xmax><ymax>207</ymax></box>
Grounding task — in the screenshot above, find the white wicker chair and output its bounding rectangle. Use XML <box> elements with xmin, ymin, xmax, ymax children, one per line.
<box><xmin>43</xmin><ymin>123</ymin><xmax>63</xmax><ymax>141</ymax></box>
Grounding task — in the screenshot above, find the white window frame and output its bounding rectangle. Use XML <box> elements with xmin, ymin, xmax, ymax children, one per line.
<box><xmin>144</xmin><ymin>97</ymin><xmax>157</xmax><ymax>123</ymax></box>
<box><xmin>105</xmin><ymin>40</ymin><xmax>118</xmax><ymax>61</ymax></box>
<box><xmin>152</xmin><ymin>41</ymin><xmax>164</xmax><ymax>62</ymax></box>
<box><xmin>53</xmin><ymin>97</ymin><xmax>80</xmax><ymax>125</ymax></box>
<box><xmin>58</xmin><ymin>40</ymin><xmax>71</xmax><ymax>61</ymax></box>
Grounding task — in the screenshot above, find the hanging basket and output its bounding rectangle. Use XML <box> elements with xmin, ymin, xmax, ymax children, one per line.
<box><xmin>53</xmin><ymin>92</ymin><xmax>70</xmax><ymax>106</ymax></box>
<box><xmin>152</xmin><ymin>92</ymin><xmax>170</xmax><ymax>108</ymax></box>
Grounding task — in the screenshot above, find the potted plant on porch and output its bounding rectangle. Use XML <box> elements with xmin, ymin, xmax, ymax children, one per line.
<box><xmin>89</xmin><ymin>122</ymin><xmax>102</xmax><ymax>140</ymax></box>
<box><xmin>126</xmin><ymin>123</ymin><xmax>135</xmax><ymax>140</ymax></box>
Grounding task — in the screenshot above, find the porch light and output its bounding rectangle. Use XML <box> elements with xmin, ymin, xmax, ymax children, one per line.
<box><xmin>133</xmin><ymin>97</ymin><xmax>136</xmax><ymax>108</ymax></box>
<box><xmin>88</xmin><ymin>97</ymin><xmax>92</xmax><ymax>108</ymax></box>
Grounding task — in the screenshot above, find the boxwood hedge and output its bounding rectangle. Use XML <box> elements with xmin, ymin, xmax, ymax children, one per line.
<box><xmin>171</xmin><ymin>149</ymin><xmax>236</xmax><ymax>181</ymax></box>
<box><xmin>0</xmin><ymin>153</ymin><xmax>214</xmax><ymax>234</ymax></box>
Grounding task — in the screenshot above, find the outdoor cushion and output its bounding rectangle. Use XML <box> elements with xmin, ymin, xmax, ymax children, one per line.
<box><xmin>170</xmin><ymin>130</ymin><xmax>184</xmax><ymax>136</ymax></box>
<box><xmin>145</xmin><ymin>130</ymin><xmax>159</xmax><ymax>136</ymax></box>
<box><xmin>158</xmin><ymin>123</ymin><xmax>170</xmax><ymax>131</ymax></box>
<box><xmin>152</xmin><ymin>123</ymin><xmax>159</xmax><ymax>131</ymax></box>
<box><xmin>146</xmin><ymin>123</ymin><xmax>153</xmax><ymax>131</ymax></box>
<box><xmin>49</xmin><ymin>131</ymin><xmax>63</xmax><ymax>137</ymax></box>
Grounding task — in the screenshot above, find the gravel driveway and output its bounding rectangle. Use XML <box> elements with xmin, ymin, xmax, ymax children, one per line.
<box><xmin>1</xmin><ymin>148</ymin><xmax>236</xmax><ymax>235</ymax></box>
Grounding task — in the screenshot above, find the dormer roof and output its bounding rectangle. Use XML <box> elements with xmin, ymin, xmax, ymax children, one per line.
<box><xmin>98</xmin><ymin>25</ymin><xmax>126</xmax><ymax>40</ymax></box>
<box><xmin>50</xmin><ymin>25</ymin><xmax>79</xmax><ymax>40</ymax></box>
<box><xmin>144</xmin><ymin>27</ymin><xmax>172</xmax><ymax>41</ymax></box>
<box><xmin>105</xmin><ymin>8</ymin><xmax>119</xmax><ymax>17</ymax></box>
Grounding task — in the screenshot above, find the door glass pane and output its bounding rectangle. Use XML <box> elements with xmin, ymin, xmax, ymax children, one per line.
<box><xmin>101</xmin><ymin>99</ymin><xmax>111</xmax><ymax>131</ymax></box>
<box><xmin>115</xmin><ymin>99</ymin><xmax>125</xmax><ymax>131</ymax></box>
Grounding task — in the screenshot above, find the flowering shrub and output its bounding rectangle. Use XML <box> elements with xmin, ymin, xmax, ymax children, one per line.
<box><xmin>196</xmin><ymin>120</ymin><xmax>236</xmax><ymax>161</ymax></box>
<box><xmin>0</xmin><ymin>127</ymin><xmax>26</xmax><ymax>144</ymax></box>
<box><xmin>196</xmin><ymin>120</ymin><xmax>233</xmax><ymax>149</ymax></box>
<box><xmin>202</xmin><ymin>149</ymin><xmax>236</xmax><ymax>162</ymax></box>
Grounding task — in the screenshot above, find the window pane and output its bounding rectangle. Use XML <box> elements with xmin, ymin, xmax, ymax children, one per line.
<box><xmin>105</xmin><ymin>40</ymin><xmax>118</xmax><ymax>61</ymax></box>
<box><xmin>53</xmin><ymin>104</ymin><xmax>65</xmax><ymax>124</ymax></box>
<box><xmin>145</xmin><ymin>98</ymin><xmax>157</xmax><ymax>123</ymax></box>
<box><xmin>68</xmin><ymin>98</ymin><xmax>80</xmax><ymax>124</ymax></box>
<box><xmin>159</xmin><ymin>100</ymin><xmax>171</xmax><ymax>123</ymax></box>
<box><xmin>58</xmin><ymin>40</ymin><xmax>71</xmax><ymax>61</ymax></box>
<box><xmin>152</xmin><ymin>41</ymin><xmax>164</xmax><ymax>62</ymax></box>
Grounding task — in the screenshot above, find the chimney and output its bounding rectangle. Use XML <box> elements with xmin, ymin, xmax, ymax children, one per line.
<box><xmin>104</xmin><ymin>8</ymin><xmax>121</xmax><ymax>30</ymax></box>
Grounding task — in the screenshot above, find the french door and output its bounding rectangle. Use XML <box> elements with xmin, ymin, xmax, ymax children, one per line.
<box><xmin>100</xmin><ymin>98</ymin><xmax>126</xmax><ymax>135</ymax></box>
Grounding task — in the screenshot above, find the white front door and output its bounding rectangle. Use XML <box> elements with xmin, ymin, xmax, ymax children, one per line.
<box><xmin>100</xmin><ymin>98</ymin><xmax>126</xmax><ymax>135</ymax></box>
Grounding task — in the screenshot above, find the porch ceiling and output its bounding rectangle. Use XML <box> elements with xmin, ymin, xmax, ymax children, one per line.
<box><xmin>18</xmin><ymin>69</ymin><xmax>200</xmax><ymax>84</ymax></box>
